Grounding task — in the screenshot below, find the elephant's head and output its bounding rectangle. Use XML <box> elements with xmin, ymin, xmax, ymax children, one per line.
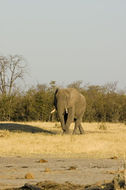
<box><xmin>54</xmin><ymin>88</ymin><xmax>69</xmax><ymax>132</ymax></box>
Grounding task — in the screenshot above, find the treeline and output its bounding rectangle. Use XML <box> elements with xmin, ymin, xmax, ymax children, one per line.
<box><xmin>0</xmin><ymin>80</ymin><xmax>126</xmax><ymax>122</ymax></box>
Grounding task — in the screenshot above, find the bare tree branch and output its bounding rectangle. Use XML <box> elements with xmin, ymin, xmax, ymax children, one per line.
<box><xmin>0</xmin><ymin>55</ymin><xmax>27</xmax><ymax>96</ymax></box>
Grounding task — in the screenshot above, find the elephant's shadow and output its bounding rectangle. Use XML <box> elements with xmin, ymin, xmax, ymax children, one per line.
<box><xmin>0</xmin><ymin>123</ymin><xmax>56</xmax><ymax>135</ymax></box>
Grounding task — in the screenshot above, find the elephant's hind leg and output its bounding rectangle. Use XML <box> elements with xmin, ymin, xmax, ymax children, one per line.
<box><xmin>78</xmin><ymin>123</ymin><xmax>84</xmax><ymax>134</ymax></box>
<box><xmin>73</xmin><ymin>120</ymin><xmax>79</xmax><ymax>134</ymax></box>
<box><xmin>73</xmin><ymin>118</ymin><xmax>84</xmax><ymax>135</ymax></box>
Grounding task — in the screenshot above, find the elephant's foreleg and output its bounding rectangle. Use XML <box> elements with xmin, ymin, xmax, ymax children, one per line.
<box><xmin>64</xmin><ymin>107</ymin><xmax>74</xmax><ymax>134</ymax></box>
<box><xmin>60</xmin><ymin>114</ymin><xmax>66</xmax><ymax>133</ymax></box>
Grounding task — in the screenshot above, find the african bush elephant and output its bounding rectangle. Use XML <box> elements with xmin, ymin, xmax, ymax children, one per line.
<box><xmin>53</xmin><ymin>88</ymin><xmax>86</xmax><ymax>134</ymax></box>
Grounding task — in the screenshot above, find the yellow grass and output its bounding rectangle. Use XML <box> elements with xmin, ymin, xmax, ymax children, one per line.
<box><xmin>0</xmin><ymin>121</ymin><xmax>126</xmax><ymax>158</ymax></box>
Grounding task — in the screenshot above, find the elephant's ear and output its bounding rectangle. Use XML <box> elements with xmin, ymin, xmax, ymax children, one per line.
<box><xmin>54</xmin><ymin>88</ymin><xmax>59</xmax><ymax>108</ymax></box>
<box><xmin>54</xmin><ymin>88</ymin><xmax>59</xmax><ymax>96</ymax></box>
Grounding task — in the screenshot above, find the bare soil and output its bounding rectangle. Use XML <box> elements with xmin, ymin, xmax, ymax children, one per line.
<box><xmin>0</xmin><ymin>156</ymin><xmax>124</xmax><ymax>189</ymax></box>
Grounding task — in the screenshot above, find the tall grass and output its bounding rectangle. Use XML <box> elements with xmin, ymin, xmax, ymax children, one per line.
<box><xmin>0</xmin><ymin>121</ymin><xmax>126</xmax><ymax>158</ymax></box>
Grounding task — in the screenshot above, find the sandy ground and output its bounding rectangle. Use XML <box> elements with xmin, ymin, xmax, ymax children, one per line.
<box><xmin>0</xmin><ymin>156</ymin><xmax>124</xmax><ymax>189</ymax></box>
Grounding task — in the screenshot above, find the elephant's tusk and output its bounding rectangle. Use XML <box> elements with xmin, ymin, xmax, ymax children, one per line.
<box><xmin>51</xmin><ymin>109</ymin><xmax>56</xmax><ymax>114</ymax></box>
<box><xmin>65</xmin><ymin>108</ymin><xmax>68</xmax><ymax>114</ymax></box>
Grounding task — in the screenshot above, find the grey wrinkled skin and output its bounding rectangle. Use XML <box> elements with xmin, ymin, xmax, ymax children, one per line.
<box><xmin>54</xmin><ymin>88</ymin><xmax>86</xmax><ymax>134</ymax></box>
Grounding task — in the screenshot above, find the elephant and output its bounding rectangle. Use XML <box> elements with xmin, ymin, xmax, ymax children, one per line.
<box><xmin>53</xmin><ymin>88</ymin><xmax>86</xmax><ymax>134</ymax></box>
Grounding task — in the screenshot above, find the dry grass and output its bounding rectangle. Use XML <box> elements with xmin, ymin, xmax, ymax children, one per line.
<box><xmin>0</xmin><ymin>121</ymin><xmax>126</xmax><ymax>158</ymax></box>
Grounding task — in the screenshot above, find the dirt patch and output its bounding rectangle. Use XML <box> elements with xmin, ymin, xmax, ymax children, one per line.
<box><xmin>0</xmin><ymin>156</ymin><xmax>125</xmax><ymax>189</ymax></box>
<box><xmin>37</xmin><ymin>159</ymin><xmax>48</xmax><ymax>163</ymax></box>
<box><xmin>24</xmin><ymin>173</ymin><xmax>34</xmax><ymax>179</ymax></box>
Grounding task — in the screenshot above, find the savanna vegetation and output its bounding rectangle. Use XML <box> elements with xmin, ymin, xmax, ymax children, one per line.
<box><xmin>0</xmin><ymin>121</ymin><xmax>126</xmax><ymax>158</ymax></box>
<box><xmin>0</xmin><ymin>55</ymin><xmax>126</xmax><ymax>123</ymax></box>
<box><xmin>1</xmin><ymin>55</ymin><xmax>126</xmax><ymax>160</ymax></box>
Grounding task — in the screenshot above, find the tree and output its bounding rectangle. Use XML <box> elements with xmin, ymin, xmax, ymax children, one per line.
<box><xmin>67</xmin><ymin>80</ymin><xmax>83</xmax><ymax>90</ymax></box>
<box><xmin>0</xmin><ymin>55</ymin><xmax>27</xmax><ymax>96</ymax></box>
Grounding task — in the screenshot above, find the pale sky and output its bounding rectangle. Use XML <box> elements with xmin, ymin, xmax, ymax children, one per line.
<box><xmin>0</xmin><ymin>0</ymin><xmax>126</xmax><ymax>89</ymax></box>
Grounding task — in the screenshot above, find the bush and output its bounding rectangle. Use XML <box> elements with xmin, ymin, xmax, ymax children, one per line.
<box><xmin>0</xmin><ymin>82</ymin><xmax>126</xmax><ymax>123</ymax></box>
